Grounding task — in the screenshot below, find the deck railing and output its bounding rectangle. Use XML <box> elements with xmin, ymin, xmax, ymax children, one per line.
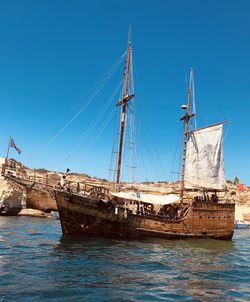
<box><xmin>2</xmin><ymin>160</ymin><xmax>110</xmax><ymax>197</ymax></box>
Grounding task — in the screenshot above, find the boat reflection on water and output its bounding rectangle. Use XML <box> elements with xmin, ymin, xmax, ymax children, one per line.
<box><xmin>57</xmin><ymin>234</ymin><xmax>236</xmax><ymax>255</ymax></box>
<box><xmin>142</xmin><ymin>236</ymin><xmax>235</xmax><ymax>254</ymax></box>
<box><xmin>50</xmin><ymin>235</ymin><xmax>238</xmax><ymax>301</ymax></box>
<box><xmin>1</xmin><ymin>217</ymin><xmax>248</xmax><ymax>301</ymax></box>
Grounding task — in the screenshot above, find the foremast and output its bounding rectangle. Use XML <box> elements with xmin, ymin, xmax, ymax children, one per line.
<box><xmin>115</xmin><ymin>29</ymin><xmax>134</xmax><ymax>184</ymax></box>
<box><xmin>180</xmin><ymin>68</ymin><xmax>195</xmax><ymax>198</ymax></box>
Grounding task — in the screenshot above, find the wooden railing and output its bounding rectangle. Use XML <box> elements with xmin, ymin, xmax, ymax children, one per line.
<box><xmin>2</xmin><ymin>160</ymin><xmax>110</xmax><ymax>197</ymax></box>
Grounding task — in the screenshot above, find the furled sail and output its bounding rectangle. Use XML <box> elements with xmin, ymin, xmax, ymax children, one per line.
<box><xmin>184</xmin><ymin>123</ymin><xmax>227</xmax><ymax>190</ymax></box>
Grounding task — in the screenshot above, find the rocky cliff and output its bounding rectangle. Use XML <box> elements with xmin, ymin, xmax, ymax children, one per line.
<box><xmin>0</xmin><ymin>158</ymin><xmax>27</xmax><ymax>215</ymax></box>
<box><xmin>0</xmin><ymin>158</ymin><xmax>57</xmax><ymax>215</ymax></box>
<box><xmin>1</xmin><ymin>157</ymin><xmax>250</xmax><ymax>221</ymax></box>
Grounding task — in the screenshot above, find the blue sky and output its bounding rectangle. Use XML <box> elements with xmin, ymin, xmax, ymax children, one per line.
<box><xmin>0</xmin><ymin>0</ymin><xmax>249</xmax><ymax>184</ymax></box>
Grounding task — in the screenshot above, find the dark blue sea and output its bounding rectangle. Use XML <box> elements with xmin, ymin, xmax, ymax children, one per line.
<box><xmin>0</xmin><ymin>217</ymin><xmax>250</xmax><ymax>301</ymax></box>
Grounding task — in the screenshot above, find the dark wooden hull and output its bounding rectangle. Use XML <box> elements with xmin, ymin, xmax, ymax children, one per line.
<box><xmin>55</xmin><ymin>190</ymin><xmax>235</xmax><ymax>240</ymax></box>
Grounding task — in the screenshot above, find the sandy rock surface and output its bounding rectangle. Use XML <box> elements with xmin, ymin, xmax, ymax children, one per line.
<box><xmin>1</xmin><ymin>157</ymin><xmax>249</xmax><ymax>221</ymax></box>
<box><xmin>18</xmin><ymin>208</ymin><xmax>50</xmax><ymax>218</ymax></box>
<box><xmin>0</xmin><ymin>158</ymin><xmax>26</xmax><ymax>215</ymax></box>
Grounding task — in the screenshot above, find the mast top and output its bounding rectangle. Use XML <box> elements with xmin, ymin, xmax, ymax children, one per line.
<box><xmin>128</xmin><ymin>24</ymin><xmax>132</xmax><ymax>45</ymax></box>
<box><xmin>180</xmin><ymin>67</ymin><xmax>196</xmax><ymax>121</ymax></box>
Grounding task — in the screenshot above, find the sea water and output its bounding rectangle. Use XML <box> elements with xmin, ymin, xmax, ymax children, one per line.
<box><xmin>0</xmin><ymin>217</ymin><xmax>249</xmax><ymax>301</ymax></box>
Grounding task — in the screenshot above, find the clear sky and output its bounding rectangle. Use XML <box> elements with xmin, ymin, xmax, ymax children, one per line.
<box><xmin>0</xmin><ymin>0</ymin><xmax>249</xmax><ymax>184</ymax></box>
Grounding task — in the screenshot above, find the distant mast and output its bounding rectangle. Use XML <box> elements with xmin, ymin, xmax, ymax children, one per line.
<box><xmin>180</xmin><ymin>68</ymin><xmax>195</xmax><ymax>198</ymax></box>
<box><xmin>115</xmin><ymin>27</ymin><xmax>134</xmax><ymax>184</ymax></box>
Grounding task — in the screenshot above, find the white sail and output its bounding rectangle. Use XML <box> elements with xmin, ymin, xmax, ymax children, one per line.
<box><xmin>111</xmin><ymin>192</ymin><xmax>180</xmax><ymax>205</ymax></box>
<box><xmin>184</xmin><ymin>123</ymin><xmax>227</xmax><ymax>190</ymax></box>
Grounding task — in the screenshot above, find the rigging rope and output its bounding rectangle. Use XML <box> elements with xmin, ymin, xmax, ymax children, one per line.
<box><xmin>223</xmin><ymin>121</ymin><xmax>231</xmax><ymax>141</ymax></box>
<box><xmin>139</xmin><ymin>130</ymin><xmax>166</xmax><ymax>181</ymax></box>
<box><xmin>46</xmin><ymin>51</ymin><xmax>126</xmax><ymax>145</ymax></box>
<box><xmin>122</xmin><ymin>98</ymin><xmax>137</xmax><ymax>182</ymax></box>
<box><xmin>108</xmin><ymin>110</ymin><xmax>120</xmax><ymax>182</ymax></box>
<box><xmin>75</xmin><ymin>107</ymin><xmax>116</xmax><ymax>162</ymax></box>
<box><xmin>189</xmin><ymin>68</ymin><xmax>197</xmax><ymax>130</ymax></box>
<box><xmin>137</xmin><ymin>121</ymin><xmax>149</xmax><ymax>182</ymax></box>
<box><xmin>65</xmin><ymin>80</ymin><xmax>123</xmax><ymax>161</ymax></box>
<box><xmin>128</xmin><ymin>101</ymin><xmax>137</xmax><ymax>182</ymax></box>
<box><xmin>169</xmin><ymin>123</ymin><xmax>182</xmax><ymax>182</ymax></box>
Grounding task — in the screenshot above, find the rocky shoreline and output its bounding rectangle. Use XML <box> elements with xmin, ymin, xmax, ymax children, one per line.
<box><xmin>0</xmin><ymin>157</ymin><xmax>250</xmax><ymax>221</ymax></box>
<box><xmin>0</xmin><ymin>158</ymin><xmax>57</xmax><ymax>217</ymax></box>
<box><xmin>0</xmin><ymin>175</ymin><xmax>57</xmax><ymax>218</ymax></box>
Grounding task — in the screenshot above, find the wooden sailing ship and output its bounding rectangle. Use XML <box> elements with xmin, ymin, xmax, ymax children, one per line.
<box><xmin>54</xmin><ymin>32</ymin><xmax>235</xmax><ymax>240</ymax></box>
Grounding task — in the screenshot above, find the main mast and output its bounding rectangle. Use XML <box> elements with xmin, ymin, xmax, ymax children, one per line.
<box><xmin>180</xmin><ymin>68</ymin><xmax>195</xmax><ymax>198</ymax></box>
<box><xmin>115</xmin><ymin>29</ymin><xmax>134</xmax><ymax>184</ymax></box>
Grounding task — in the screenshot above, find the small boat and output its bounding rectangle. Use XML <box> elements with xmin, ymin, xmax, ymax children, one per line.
<box><xmin>54</xmin><ymin>29</ymin><xmax>235</xmax><ymax>240</ymax></box>
<box><xmin>234</xmin><ymin>220</ymin><xmax>250</xmax><ymax>229</ymax></box>
<box><xmin>51</xmin><ymin>211</ymin><xmax>60</xmax><ymax>220</ymax></box>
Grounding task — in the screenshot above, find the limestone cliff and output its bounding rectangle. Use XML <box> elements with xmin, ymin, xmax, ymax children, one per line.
<box><xmin>0</xmin><ymin>158</ymin><xmax>57</xmax><ymax>214</ymax></box>
<box><xmin>26</xmin><ymin>187</ymin><xmax>57</xmax><ymax>212</ymax></box>
<box><xmin>1</xmin><ymin>157</ymin><xmax>250</xmax><ymax>221</ymax></box>
<box><xmin>0</xmin><ymin>159</ymin><xmax>26</xmax><ymax>215</ymax></box>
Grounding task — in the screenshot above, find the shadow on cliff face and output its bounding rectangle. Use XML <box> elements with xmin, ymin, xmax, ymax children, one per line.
<box><xmin>26</xmin><ymin>187</ymin><xmax>57</xmax><ymax>212</ymax></box>
<box><xmin>0</xmin><ymin>178</ymin><xmax>25</xmax><ymax>215</ymax></box>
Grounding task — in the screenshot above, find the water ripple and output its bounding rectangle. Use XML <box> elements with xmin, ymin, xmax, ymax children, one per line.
<box><xmin>0</xmin><ymin>217</ymin><xmax>250</xmax><ymax>301</ymax></box>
